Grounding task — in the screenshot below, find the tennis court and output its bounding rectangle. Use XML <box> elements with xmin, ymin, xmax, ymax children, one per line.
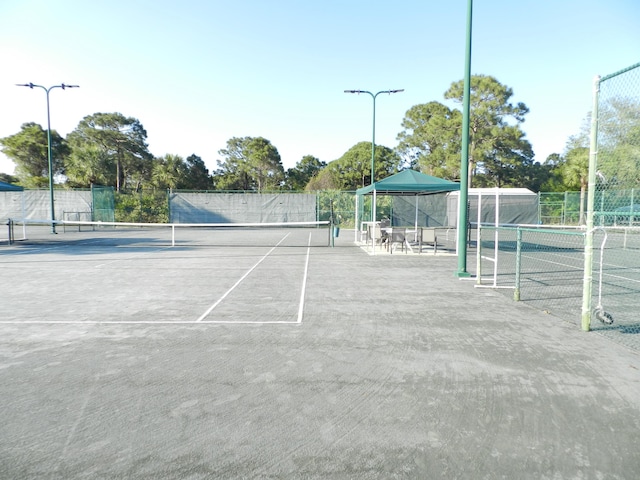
<box><xmin>1</xmin><ymin>226</ymin><xmax>640</xmax><ymax>478</ymax></box>
<box><xmin>2</xmin><ymin>223</ymin><xmax>331</xmax><ymax>325</ymax></box>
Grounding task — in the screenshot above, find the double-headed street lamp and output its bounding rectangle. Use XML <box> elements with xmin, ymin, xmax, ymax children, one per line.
<box><xmin>17</xmin><ymin>82</ymin><xmax>79</xmax><ymax>233</ymax></box>
<box><xmin>344</xmin><ymin>89</ymin><xmax>404</xmax><ymax>186</ymax></box>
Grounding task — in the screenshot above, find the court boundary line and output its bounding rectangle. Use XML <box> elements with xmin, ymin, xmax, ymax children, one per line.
<box><xmin>296</xmin><ymin>233</ymin><xmax>312</xmax><ymax>324</ymax></box>
<box><xmin>0</xmin><ymin>321</ymin><xmax>301</xmax><ymax>325</ymax></box>
<box><xmin>1</xmin><ymin>233</ymin><xmax>315</xmax><ymax>326</ymax></box>
<box><xmin>195</xmin><ymin>233</ymin><xmax>290</xmax><ymax>322</ymax></box>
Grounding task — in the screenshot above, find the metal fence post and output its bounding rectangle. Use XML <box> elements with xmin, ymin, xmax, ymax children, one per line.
<box><xmin>513</xmin><ymin>228</ymin><xmax>522</xmax><ymax>301</ymax></box>
<box><xmin>581</xmin><ymin>75</ymin><xmax>600</xmax><ymax>332</ymax></box>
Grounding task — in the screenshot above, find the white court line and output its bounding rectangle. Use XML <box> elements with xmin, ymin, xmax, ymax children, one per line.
<box><xmin>507</xmin><ymin>251</ymin><xmax>640</xmax><ymax>282</ymax></box>
<box><xmin>478</xmin><ymin>250</ymin><xmax>640</xmax><ymax>289</ymax></box>
<box><xmin>0</xmin><ymin>321</ymin><xmax>301</xmax><ymax>324</ymax></box>
<box><xmin>0</xmin><ymin>232</ymin><xmax>315</xmax><ymax>326</ymax></box>
<box><xmin>601</xmin><ymin>271</ymin><xmax>640</xmax><ymax>284</ymax></box>
<box><xmin>494</xmin><ymin>250</ymin><xmax>583</xmax><ymax>271</ymax></box>
<box><xmin>297</xmin><ymin>233</ymin><xmax>312</xmax><ymax>324</ymax></box>
<box><xmin>195</xmin><ymin>233</ymin><xmax>291</xmax><ymax>322</ymax></box>
<box><xmin>1</xmin><ymin>247</ymin><xmax>311</xmax><ymax>322</ymax></box>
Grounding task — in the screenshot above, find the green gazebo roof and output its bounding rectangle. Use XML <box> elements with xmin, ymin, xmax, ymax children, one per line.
<box><xmin>356</xmin><ymin>169</ymin><xmax>460</xmax><ymax>196</ymax></box>
<box><xmin>0</xmin><ymin>180</ymin><xmax>23</xmax><ymax>191</ymax></box>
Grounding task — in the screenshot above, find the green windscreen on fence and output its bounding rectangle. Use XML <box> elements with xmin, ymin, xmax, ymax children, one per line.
<box><xmin>92</xmin><ymin>185</ymin><xmax>115</xmax><ymax>222</ymax></box>
<box><xmin>168</xmin><ymin>190</ymin><xmax>357</xmax><ymax>227</ymax></box>
<box><xmin>169</xmin><ymin>192</ymin><xmax>318</xmax><ymax>223</ymax></box>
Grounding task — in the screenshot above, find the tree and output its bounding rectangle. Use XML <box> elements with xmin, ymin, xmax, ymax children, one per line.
<box><xmin>596</xmin><ymin>97</ymin><xmax>640</xmax><ymax>188</ymax></box>
<box><xmin>447</xmin><ymin>75</ymin><xmax>532</xmax><ymax>187</ymax></box>
<box><xmin>214</xmin><ymin>137</ymin><xmax>249</xmax><ymax>190</ymax></box>
<box><xmin>285</xmin><ymin>155</ymin><xmax>326</xmax><ymax>190</ymax></box>
<box><xmin>474</xmin><ymin>124</ymin><xmax>534</xmax><ymax>187</ymax></box>
<box><xmin>183</xmin><ymin>154</ymin><xmax>211</xmax><ymax>190</ymax></box>
<box><xmin>66</xmin><ymin>113</ymin><xmax>152</xmax><ymax>191</ymax></box>
<box><xmin>514</xmin><ymin>160</ymin><xmax>556</xmax><ymax>193</ymax></box>
<box><xmin>0</xmin><ymin>173</ymin><xmax>20</xmax><ymax>185</ymax></box>
<box><xmin>149</xmin><ymin>154</ymin><xmax>211</xmax><ymax>191</ymax></box>
<box><xmin>534</xmin><ymin>153</ymin><xmax>565</xmax><ymax>192</ymax></box>
<box><xmin>306</xmin><ymin>142</ymin><xmax>401</xmax><ymax>191</ymax></box>
<box><xmin>215</xmin><ymin>136</ymin><xmax>284</xmax><ymax>191</ymax></box>
<box><xmin>0</xmin><ymin>122</ymin><xmax>69</xmax><ymax>187</ymax></box>
<box><xmin>396</xmin><ymin>101</ymin><xmax>462</xmax><ymax>179</ymax></box>
<box><xmin>561</xmin><ymin>137</ymin><xmax>590</xmax><ymax>224</ymax></box>
<box><xmin>151</xmin><ymin>154</ymin><xmax>188</xmax><ymax>190</ymax></box>
<box><xmin>305</xmin><ymin>168</ymin><xmax>342</xmax><ymax>191</ymax></box>
<box><xmin>64</xmin><ymin>144</ymin><xmax>114</xmax><ymax>188</ymax></box>
<box><xmin>397</xmin><ymin>76</ymin><xmax>534</xmax><ymax>187</ymax></box>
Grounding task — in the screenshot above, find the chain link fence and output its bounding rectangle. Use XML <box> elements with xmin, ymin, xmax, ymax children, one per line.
<box><xmin>583</xmin><ymin>62</ymin><xmax>640</xmax><ymax>343</ymax></box>
<box><xmin>476</xmin><ymin>226</ymin><xmax>587</xmax><ymax>321</ymax></box>
<box><xmin>538</xmin><ymin>192</ymin><xmax>582</xmax><ymax>225</ymax></box>
<box><xmin>474</xmin><ymin>63</ymin><xmax>640</xmax><ymax>351</ymax></box>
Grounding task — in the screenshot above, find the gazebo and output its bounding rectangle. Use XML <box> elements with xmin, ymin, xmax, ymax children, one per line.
<box><xmin>355</xmin><ymin>170</ymin><xmax>460</xmax><ymax>241</ymax></box>
<box><xmin>0</xmin><ymin>181</ymin><xmax>23</xmax><ymax>191</ymax></box>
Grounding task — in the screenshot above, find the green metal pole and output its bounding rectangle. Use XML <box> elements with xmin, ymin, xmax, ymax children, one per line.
<box><xmin>371</xmin><ymin>92</ymin><xmax>376</xmax><ymax>188</ymax></box>
<box><xmin>456</xmin><ymin>0</ymin><xmax>473</xmax><ymax>277</ymax></box>
<box><xmin>44</xmin><ymin>88</ymin><xmax>56</xmax><ymax>234</ymax></box>
<box><xmin>581</xmin><ymin>75</ymin><xmax>601</xmax><ymax>332</ymax></box>
<box><xmin>344</xmin><ymin>89</ymin><xmax>404</xmax><ymax>221</ymax></box>
<box><xmin>17</xmin><ymin>83</ymin><xmax>79</xmax><ymax>234</ymax></box>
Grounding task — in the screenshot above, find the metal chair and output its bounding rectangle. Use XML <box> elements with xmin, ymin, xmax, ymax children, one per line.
<box><xmin>369</xmin><ymin>224</ymin><xmax>386</xmax><ymax>249</ymax></box>
<box><xmin>418</xmin><ymin>227</ymin><xmax>437</xmax><ymax>254</ymax></box>
<box><xmin>387</xmin><ymin>227</ymin><xmax>407</xmax><ymax>254</ymax></box>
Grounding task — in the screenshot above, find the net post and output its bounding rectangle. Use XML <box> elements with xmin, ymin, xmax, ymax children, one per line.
<box><xmin>581</xmin><ymin>75</ymin><xmax>600</xmax><ymax>332</ymax></box>
<box><xmin>329</xmin><ymin>199</ymin><xmax>334</xmax><ymax>247</ymax></box>
<box><xmin>171</xmin><ymin>224</ymin><xmax>175</xmax><ymax>247</ymax></box>
<box><xmin>329</xmin><ymin>219</ymin><xmax>334</xmax><ymax>247</ymax></box>
<box><xmin>630</xmin><ymin>188</ymin><xmax>635</xmax><ymax>227</ymax></box>
<box><xmin>90</xmin><ymin>183</ymin><xmax>94</xmax><ymax>221</ymax></box>
<box><xmin>354</xmin><ymin>192</ymin><xmax>359</xmax><ymax>243</ymax></box>
<box><xmin>493</xmin><ymin>224</ymin><xmax>499</xmax><ymax>286</ymax></box>
<box><xmin>513</xmin><ymin>227</ymin><xmax>522</xmax><ymax>301</ymax></box>
<box><xmin>476</xmin><ymin>225</ymin><xmax>483</xmax><ymax>285</ymax></box>
<box><xmin>7</xmin><ymin>219</ymin><xmax>14</xmax><ymax>245</ymax></box>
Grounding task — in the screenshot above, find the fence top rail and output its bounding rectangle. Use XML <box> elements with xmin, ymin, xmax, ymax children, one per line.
<box><xmin>475</xmin><ymin>222</ymin><xmax>586</xmax><ymax>229</ymax></box>
<box><xmin>478</xmin><ymin>224</ymin><xmax>587</xmax><ymax>236</ymax></box>
<box><xmin>600</xmin><ymin>61</ymin><xmax>640</xmax><ymax>83</ymax></box>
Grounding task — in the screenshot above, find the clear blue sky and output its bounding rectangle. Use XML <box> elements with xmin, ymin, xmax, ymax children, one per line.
<box><xmin>1</xmin><ymin>0</ymin><xmax>639</xmax><ymax>176</ymax></box>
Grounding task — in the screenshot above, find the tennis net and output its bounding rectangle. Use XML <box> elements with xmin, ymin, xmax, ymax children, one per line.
<box><xmin>7</xmin><ymin>219</ymin><xmax>333</xmax><ymax>248</ymax></box>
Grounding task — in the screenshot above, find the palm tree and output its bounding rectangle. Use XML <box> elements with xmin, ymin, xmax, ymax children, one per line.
<box><xmin>562</xmin><ymin>147</ymin><xmax>589</xmax><ymax>225</ymax></box>
<box><xmin>152</xmin><ymin>154</ymin><xmax>186</xmax><ymax>190</ymax></box>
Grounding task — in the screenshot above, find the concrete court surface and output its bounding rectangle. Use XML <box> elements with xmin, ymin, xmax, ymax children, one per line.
<box><xmin>1</xmin><ymin>229</ymin><xmax>640</xmax><ymax>479</ymax></box>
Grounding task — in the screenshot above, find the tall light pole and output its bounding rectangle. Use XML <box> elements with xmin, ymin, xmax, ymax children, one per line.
<box><xmin>344</xmin><ymin>89</ymin><xmax>404</xmax><ymax>186</ymax></box>
<box><xmin>17</xmin><ymin>82</ymin><xmax>79</xmax><ymax>233</ymax></box>
<box><xmin>455</xmin><ymin>0</ymin><xmax>472</xmax><ymax>278</ymax></box>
